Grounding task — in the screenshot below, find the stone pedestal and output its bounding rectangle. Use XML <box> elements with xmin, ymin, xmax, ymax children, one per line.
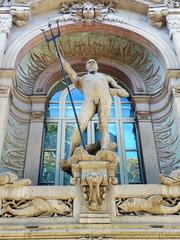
<box><xmin>62</xmin><ymin>147</ymin><xmax>118</xmax><ymax>223</ymax></box>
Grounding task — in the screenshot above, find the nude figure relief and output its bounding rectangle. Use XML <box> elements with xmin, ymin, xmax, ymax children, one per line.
<box><xmin>61</xmin><ymin>56</ymin><xmax>129</xmax><ymax>156</ymax></box>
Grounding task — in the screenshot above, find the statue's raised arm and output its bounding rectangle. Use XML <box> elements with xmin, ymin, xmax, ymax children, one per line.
<box><xmin>106</xmin><ymin>75</ymin><xmax>129</xmax><ymax>98</ymax></box>
<box><xmin>60</xmin><ymin>54</ymin><xmax>80</xmax><ymax>88</ymax></box>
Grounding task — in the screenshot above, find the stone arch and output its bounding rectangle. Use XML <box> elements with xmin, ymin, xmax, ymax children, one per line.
<box><xmin>3</xmin><ymin>23</ymin><xmax>179</xmax><ymax>100</ymax></box>
<box><xmin>2</xmin><ymin>21</ymin><xmax>180</xmax><ymax>183</ymax></box>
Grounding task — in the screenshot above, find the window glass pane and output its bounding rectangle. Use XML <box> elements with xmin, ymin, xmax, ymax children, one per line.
<box><xmin>65</xmin><ymin>103</ymin><xmax>82</xmax><ymax>117</ymax></box>
<box><xmin>63</xmin><ymin>172</ymin><xmax>71</xmax><ymax>186</ymax></box>
<box><xmin>40</xmin><ymin>151</ymin><xmax>56</xmax><ymax>184</ymax></box>
<box><xmin>110</xmin><ymin>103</ymin><xmax>115</xmax><ymax>117</ymax></box>
<box><xmin>108</xmin><ymin>123</ymin><xmax>117</xmax><ymax>143</ymax></box>
<box><xmin>126</xmin><ymin>151</ymin><xmax>142</xmax><ymax>183</ymax></box>
<box><xmin>122</xmin><ymin>103</ymin><xmax>134</xmax><ymax>118</ymax></box>
<box><xmin>66</xmin><ymin>88</ymin><xmax>84</xmax><ymax>101</ymax></box>
<box><xmin>47</xmin><ymin>103</ymin><xmax>59</xmax><ymax>118</ymax></box>
<box><xmin>50</xmin><ymin>91</ymin><xmax>61</xmax><ymax>102</ymax></box>
<box><xmin>121</xmin><ymin>97</ymin><xmax>130</xmax><ymax>103</ymax></box>
<box><xmin>123</xmin><ymin>123</ymin><xmax>137</xmax><ymax>149</ymax></box>
<box><xmin>94</xmin><ymin>123</ymin><xmax>117</xmax><ymax>143</ymax></box>
<box><xmin>116</xmin><ymin>163</ymin><xmax>121</xmax><ymax>184</ymax></box>
<box><xmin>65</xmin><ymin>123</ymin><xmax>87</xmax><ymax>159</ymax></box>
<box><xmin>44</xmin><ymin>123</ymin><xmax>58</xmax><ymax>149</ymax></box>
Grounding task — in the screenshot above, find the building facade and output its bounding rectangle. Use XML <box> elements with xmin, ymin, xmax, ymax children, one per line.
<box><xmin>0</xmin><ymin>0</ymin><xmax>180</xmax><ymax>239</ymax></box>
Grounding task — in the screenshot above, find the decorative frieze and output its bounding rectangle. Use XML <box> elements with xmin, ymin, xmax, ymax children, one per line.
<box><xmin>0</xmin><ymin>172</ymin><xmax>73</xmax><ymax>218</ymax></box>
<box><xmin>116</xmin><ymin>195</ymin><xmax>180</xmax><ymax>215</ymax></box>
<box><xmin>148</xmin><ymin>4</ymin><xmax>168</xmax><ymax>28</ymax></box>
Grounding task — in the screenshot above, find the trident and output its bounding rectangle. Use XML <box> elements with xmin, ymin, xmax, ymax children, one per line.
<box><xmin>41</xmin><ymin>20</ymin><xmax>86</xmax><ymax>151</ymax></box>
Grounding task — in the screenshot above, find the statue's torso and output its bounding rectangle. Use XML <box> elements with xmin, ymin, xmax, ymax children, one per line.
<box><xmin>80</xmin><ymin>73</ymin><xmax>111</xmax><ymax>101</ymax></box>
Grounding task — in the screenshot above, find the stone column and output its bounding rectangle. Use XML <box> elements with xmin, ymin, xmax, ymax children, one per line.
<box><xmin>0</xmin><ymin>86</ymin><xmax>11</xmax><ymax>158</ymax></box>
<box><xmin>133</xmin><ymin>96</ymin><xmax>160</xmax><ymax>184</ymax></box>
<box><xmin>170</xmin><ymin>74</ymin><xmax>180</xmax><ymax>138</ymax></box>
<box><xmin>0</xmin><ymin>14</ymin><xmax>12</xmax><ymax>67</ymax></box>
<box><xmin>24</xmin><ymin>96</ymin><xmax>48</xmax><ymax>185</ymax></box>
<box><xmin>166</xmin><ymin>14</ymin><xmax>180</xmax><ymax>64</ymax></box>
<box><xmin>0</xmin><ymin>70</ymin><xmax>14</xmax><ymax>160</ymax></box>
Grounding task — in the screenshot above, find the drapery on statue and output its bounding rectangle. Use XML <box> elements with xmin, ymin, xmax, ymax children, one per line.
<box><xmin>61</xmin><ymin>57</ymin><xmax>129</xmax><ymax>156</ymax></box>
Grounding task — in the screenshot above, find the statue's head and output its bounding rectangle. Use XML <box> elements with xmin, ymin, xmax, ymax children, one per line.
<box><xmin>86</xmin><ymin>59</ymin><xmax>98</xmax><ymax>73</ymax></box>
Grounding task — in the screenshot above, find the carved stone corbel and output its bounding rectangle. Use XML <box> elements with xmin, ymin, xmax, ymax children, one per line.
<box><xmin>82</xmin><ymin>171</ymin><xmax>106</xmax><ymax>211</ymax></box>
<box><xmin>10</xmin><ymin>4</ymin><xmax>30</xmax><ymax>27</ymax></box>
<box><xmin>31</xmin><ymin>111</ymin><xmax>45</xmax><ymax>121</ymax></box>
<box><xmin>148</xmin><ymin>4</ymin><xmax>168</xmax><ymax>28</ymax></box>
<box><xmin>136</xmin><ymin>111</ymin><xmax>151</xmax><ymax>120</ymax></box>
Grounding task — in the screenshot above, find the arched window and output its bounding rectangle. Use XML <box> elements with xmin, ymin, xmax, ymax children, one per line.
<box><xmin>39</xmin><ymin>82</ymin><xmax>144</xmax><ymax>185</ymax></box>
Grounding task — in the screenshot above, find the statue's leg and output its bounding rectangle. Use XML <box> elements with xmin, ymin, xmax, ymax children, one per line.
<box><xmin>98</xmin><ymin>97</ymin><xmax>112</xmax><ymax>150</ymax></box>
<box><xmin>70</xmin><ymin>100</ymin><xmax>96</xmax><ymax>156</ymax></box>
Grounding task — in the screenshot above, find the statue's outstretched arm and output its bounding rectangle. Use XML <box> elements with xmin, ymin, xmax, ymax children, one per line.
<box><xmin>61</xmin><ymin>55</ymin><xmax>80</xmax><ymax>88</ymax></box>
<box><xmin>106</xmin><ymin>75</ymin><xmax>129</xmax><ymax>97</ymax></box>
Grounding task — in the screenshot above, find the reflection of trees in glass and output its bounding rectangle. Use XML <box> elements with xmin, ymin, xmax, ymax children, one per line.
<box><xmin>65</xmin><ymin>123</ymin><xmax>76</xmax><ymax>159</ymax></box>
<box><xmin>44</xmin><ymin>123</ymin><xmax>57</xmax><ymax>149</ymax></box>
<box><xmin>127</xmin><ymin>158</ymin><xmax>140</xmax><ymax>183</ymax></box>
<box><xmin>41</xmin><ymin>151</ymin><xmax>56</xmax><ymax>184</ymax></box>
<box><xmin>116</xmin><ymin>163</ymin><xmax>121</xmax><ymax>184</ymax></box>
<box><xmin>63</xmin><ymin>172</ymin><xmax>71</xmax><ymax>186</ymax></box>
